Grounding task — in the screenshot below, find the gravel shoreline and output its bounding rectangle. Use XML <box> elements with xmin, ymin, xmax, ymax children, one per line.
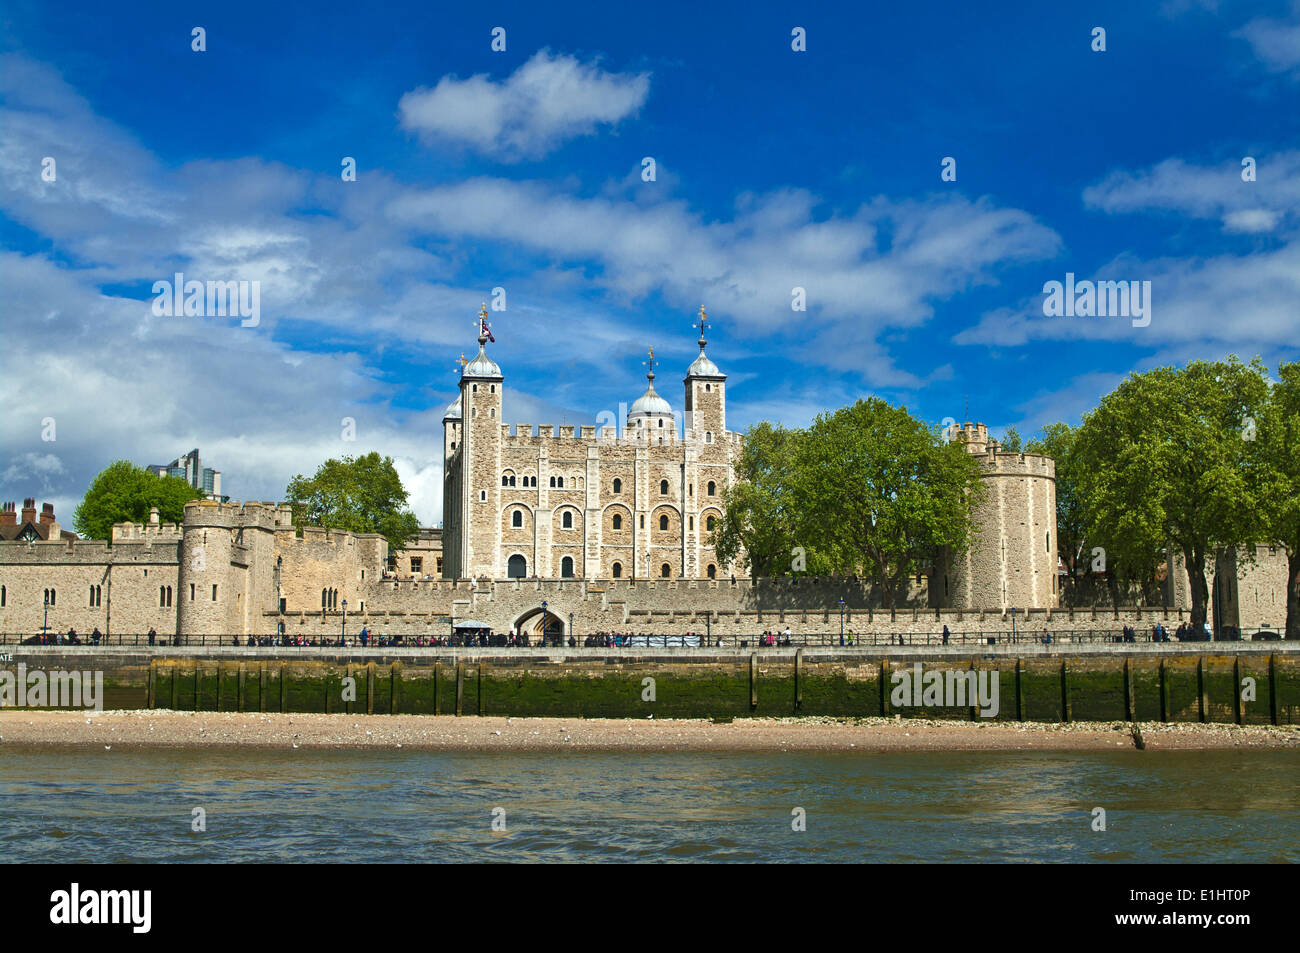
<box><xmin>1</xmin><ymin>710</ymin><xmax>1296</xmax><ymax>752</ymax></box>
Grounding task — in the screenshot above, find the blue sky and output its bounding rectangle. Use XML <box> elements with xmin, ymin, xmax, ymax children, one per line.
<box><xmin>2</xmin><ymin>0</ymin><xmax>1298</xmax><ymax>526</ymax></box>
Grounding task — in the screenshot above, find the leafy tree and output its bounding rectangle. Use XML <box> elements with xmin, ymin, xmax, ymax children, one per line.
<box><xmin>285</xmin><ymin>452</ymin><xmax>420</xmax><ymax>554</ymax></box>
<box><xmin>1074</xmin><ymin>357</ymin><xmax>1270</xmax><ymax>629</ymax></box>
<box><xmin>793</xmin><ymin>398</ymin><xmax>985</xmax><ymax>609</ymax></box>
<box><xmin>74</xmin><ymin>460</ymin><xmax>203</xmax><ymax>540</ymax></box>
<box><xmin>1252</xmin><ymin>361</ymin><xmax>1300</xmax><ymax>639</ymax></box>
<box><xmin>711</xmin><ymin>423</ymin><xmax>806</xmax><ymax>579</ymax></box>
<box><xmin>999</xmin><ymin>426</ymin><xmax>1023</xmax><ymax>453</ymax></box>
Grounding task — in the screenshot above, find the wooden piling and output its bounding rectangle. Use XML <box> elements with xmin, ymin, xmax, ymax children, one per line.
<box><xmin>147</xmin><ymin>659</ymin><xmax>156</xmax><ymax>709</ymax></box>
<box><xmin>1159</xmin><ymin>658</ymin><xmax>1169</xmax><ymax>723</ymax></box>
<box><xmin>1015</xmin><ymin>658</ymin><xmax>1024</xmax><ymax>722</ymax></box>
<box><xmin>1197</xmin><ymin>656</ymin><xmax>1207</xmax><ymax>723</ymax></box>
<box><xmin>1269</xmin><ymin>653</ymin><xmax>1279</xmax><ymax>726</ymax></box>
<box><xmin>456</xmin><ymin>661</ymin><xmax>465</xmax><ymax>716</ymax></box>
<box><xmin>880</xmin><ymin>660</ymin><xmax>890</xmax><ymax>717</ymax></box>
<box><xmin>1233</xmin><ymin>656</ymin><xmax>1242</xmax><ymax>725</ymax></box>
<box><xmin>1060</xmin><ymin>660</ymin><xmax>1071</xmax><ymax>723</ymax></box>
<box><xmin>366</xmin><ymin>662</ymin><xmax>375</xmax><ymax>716</ymax></box>
<box><xmin>749</xmin><ymin>654</ymin><xmax>758</xmax><ymax>710</ymax></box>
<box><xmin>794</xmin><ymin>648</ymin><xmax>803</xmax><ymax>712</ymax></box>
<box><xmin>1123</xmin><ymin>658</ymin><xmax>1134</xmax><ymax>722</ymax></box>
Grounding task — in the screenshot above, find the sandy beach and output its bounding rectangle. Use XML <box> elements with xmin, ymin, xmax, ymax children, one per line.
<box><xmin>1</xmin><ymin>710</ymin><xmax>1296</xmax><ymax>752</ymax></box>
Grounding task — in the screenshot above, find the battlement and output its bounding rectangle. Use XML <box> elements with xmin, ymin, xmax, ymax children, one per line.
<box><xmin>0</xmin><ymin>536</ymin><xmax>180</xmax><ymax>564</ymax></box>
<box><xmin>182</xmin><ymin>500</ymin><xmax>293</xmax><ymax>530</ymax></box>
<box><xmin>976</xmin><ymin>449</ymin><xmax>1056</xmax><ymax>479</ymax></box>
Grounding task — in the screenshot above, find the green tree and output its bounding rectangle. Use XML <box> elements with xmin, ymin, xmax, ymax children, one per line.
<box><xmin>285</xmin><ymin>452</ymin><xmax>420</xmax><ymax>554</ymax></box>
<box><xmin>711</xmin><ymin>422</ymin><xmax>804</xmax><ymax>579</ymax></box>
<box><xmin>794</xmin><ymin>398</ymin><xmax>985</xmax><ymax>609</ymax></box>
<box><xmin>74</xmin><ymin>460</ymin><xmax>203</xmax><ymax>540</ymax></box>
<box><xmin>1074</xmin><ymin>357</ymin><xmax>1270</xmax><ymax>629</ymax></box>
<box><xmin>999</xmin><ymin>426</ymin><xmax>1023</xmax><ymax>453</ymax></box>
<box><xmin>1252</xmin><ymin>361</ymin><xmax>1300</xmax><ymax>639</ymax></box>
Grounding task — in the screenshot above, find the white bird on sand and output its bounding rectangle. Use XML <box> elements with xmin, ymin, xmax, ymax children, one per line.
<box><xmin>104</xmin><ymin>745</ymin><xmax>111</xmax><ymax>750</ymax></box>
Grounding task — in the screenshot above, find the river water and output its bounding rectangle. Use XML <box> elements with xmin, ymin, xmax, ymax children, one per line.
<box><xmin>1</xmin><ymin>747</ymin><xmax>1296</xmax><ymax>862</ymax></box>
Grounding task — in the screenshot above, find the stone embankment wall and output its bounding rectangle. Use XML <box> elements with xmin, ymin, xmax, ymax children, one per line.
<box><xmin>5</xmin><ymin>644</ymin><xmax>1296</xmax><ymax>725</ymax></box>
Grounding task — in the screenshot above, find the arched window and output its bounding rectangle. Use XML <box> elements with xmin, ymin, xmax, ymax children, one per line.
<box><xmin>707</xmin><ymin>564</ymin><xmax>717</xmax><ymax>579</ymax></box>
<box><xmin>549</xmin><ymin>477</ymin><xmax>555</xmax><ymax>487</ymax></box>
<box><xmin>502</xmin><ymin>475</ymin><xmax>509</xmax><ymax>486</ymax></box>
<box><xmin>658</xmin><ymin>419</ymin><xmax>663</xmax><ymax>428</ymax></box>
<box><xmin>507</xmin><ymin>554</ymin><xmax>527</xmax><ymax>578</ymax></box>
<box><xmin>557</xmin><ymin>476</ymin><xmax>564</xmax><ymax>488</ymax></box>
<box><xmin>659</xmin><ymin>515</ymin><xmax>669</xmax><ymax>530</ymax></box>
<box><xmin>705</xmin><ymin>383</ymin><xmax>712</xmax><ymax>392</ymax></box>
<box><xmin>1</xmin><ymin>585</ymin><xmax>5</xmax><ymax>607</ymax></box>
<box><xmin>161</xmin><ymin>586</ymin><xmax>168</xmax><ymax>607</ymax></box>
<box><xmin>705</xmin><ymin>432</ymin><xmax>713</xmax><ymax>444</ymax></box>
<box><xmin>561</xmin><ymin>556</ymin><xmax>574</xmax><ymax>578</ymax></box>
<box><xmin>512</xmin><ymin>510</ymin><xmax>523</xmax><ymax>528</ymax></box>
<box><xmin>611</xmin><ymin>562</ymin><xmax>622</xmax><ymax>578</ymax></box>
<box><xmin>659</xmin><ymin>480</ymin><xmax>668</xmax><ymax>494</ymax></box>
<box><xmin>660</xmin><ymin>563</ymin><xmax>671</xmax><ymax>578</ymax></box>
<box><xmin>613</xmin><ymin>478</ymin><xmax>622</xmax><ymax>493</ymax></box>
<box><xmin>612</xmin><ymin>514</ymin><xmax>622</xmax><ymax>530</ymax></box>
<box><xmin>706</xmin><ymin>515</ymin><xmax>716</xmax><ymax>532</ymax></box>
<box><xmin>707</xmin><ymin>481</ymin><xmax>716</xmax><ymax>496</ymax></box>
<box><xmin>562</xmin><ymin>511</ymin><xmax>573</xmax><ymax>529</ymax></box>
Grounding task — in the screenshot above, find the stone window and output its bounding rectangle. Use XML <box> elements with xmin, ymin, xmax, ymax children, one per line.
<box><xmin>44</xmin><ymin>588</ymin><xmax>56</xmax><ymax>606</ymax></box>
<box><xmin>612</xmin><ymin>562</ymin><xmax>622</xmax><ymax>578</ymax></box>
<box><xmin>707</xmin><ymin>481</ymin><xmax>716</xmax><ymax>496</ymax></box>
<box><xmin>190</xmin><ymin>583</ymin><xmax>196</xmax><ymax>601</ymax></box>
<box><xmin>612</xmin><ymin>514</ymin><xmax>622</xmax><ymax>530</ymax></box>
<box><xmin>561</xmin><ymin>556</ymin><xmax>574</xmax><ymax>578</ymax></box>
<box><xmin>212</xmin><ymin>584</ymin><xmax>218</xmax><ymax>602</ymax></box>
<box><xmin>705</xmin><ymin>432</ymin><xmax>713</xmax><ymax>444</ymax></box>
<box><xmin>660</xmin><ymin>563</ymin><xmax>671</xmax><ymax>578</ymax></box>
<box><xmin>1046</xmin><ymin>532</ymin><xmax>1049</xmax><ymax>553</ymax></box>
<box><xmin>550</xmin><ymin>477</ymin><xmax>555</xmax><ymax>487</ymax></box>
<box><xmin>613</xmin><ymin>478</ymin><xmax>622</xmax><ymax>493</ymax></box>
<box><xmin>706</xmin><ymin>515</ymin><xmax>716</xmax><ymax>532</ymax></box>
<box><xmin>557</xmin><ymin>476</ymin><xmax>564</xmax><ymax>488</ymax></box>
<box><xmin>1</xmin><ymin>585</ymin><xmax>5</xmax><ymax>607</ymax></box>
<box><xmin>660</xmin><ymin>479</ymin><xmax>668</xmax><ymax>494</ymax></box>
<box><xmin>705</xmin><ymin>384</ymin><xmax>711</xmax><ymax>392</ymax></box>
<box><xmin>658</xmin><ymin>419</ymin><xmax>663</xmax><ymax>428</ymax></box>
<box><xmin>640</xmin><ymin>515</ymin><xmax>645</xmax><ymax>529</ymax></box>
<box><xmin>411</xmin><ymin>557</ymin><xmax>423</xmax><ymax>575</ymax></box>
<box><xmin>562</xmin><ymin>511</ymin><xmax>573</xmax><ymax>529</ymax></box>
<box><xmin>436</xmin><ymin>557</ymin><xmax>443</xmax><ymax>575</ymax></box>
<box><xmin>689</xmin><ymin>516</ymin><xmax>694</xmax><ymax>530</ymax></box>
<box><xmin>502</xmin><ymin>475</ymin><xmax>509</xmax><ymax>486</ymax></box>
<box><xmin>707</xmin><ymin>564</ymin><xmax>716</xmax><ymax>579</ymax></box>
<box><xmin>480</xmin><ymin>490</ymin><xmax>487</xmax><ymax>502</ymax></box>
<box><xmin>512</xmin><ymin>510</ymin><xmax>523</xmax><ymax>528</ymax></box>
<box><xmin>659</xmin><ymin>515</ymin><xmax>669</xmax><ymax>530</ymax></box>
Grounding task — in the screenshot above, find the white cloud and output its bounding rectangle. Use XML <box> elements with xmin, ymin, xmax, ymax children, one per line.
<box><xmin>1234</xmin><ymin>7</ymin><xmax>1300</xmax><ymax>78</ymax></box>
<box><xmin>398</xmin><ymin>51</ymin><xmax>650</xmax><ymax>160</ymax></box>
<box><xmin>1082</xmin><ymin>152</ymin><xmax>1300</xmax><ymax>233</ymax></box>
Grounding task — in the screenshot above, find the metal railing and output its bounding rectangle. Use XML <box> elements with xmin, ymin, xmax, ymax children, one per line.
<box><xmin>1</xmin><ymin>627</ymin><xmax>1283</xmax><ymax>649</ymax></box>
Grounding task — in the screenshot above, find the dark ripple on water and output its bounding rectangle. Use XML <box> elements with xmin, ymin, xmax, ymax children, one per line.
<box><xmin>1</xmin><ymin>746</ymin><xmax>1297</xmax><ymax>863</ymax></box>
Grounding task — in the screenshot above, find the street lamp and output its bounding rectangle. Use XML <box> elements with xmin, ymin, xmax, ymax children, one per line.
<box><xmin>43</xmin><ymin>590</ymin><xmax>50</xmax><ymax>639</ymax></box>
<box><xmin>706</xmin><ymin>612</ymin><xmax>711</xmax><ymax>645</ymax></box>
<box><xmin>1009</xmin><ymin>607</ymin><xmax>1017</xmax><ymax>642</ymax></box>
<box><xmin>542</xmin><ymin>599</ymin><xmax>549</xmax><ymax>646</ymax></box>
<box><xmin>342</xmin><ymin>598</ymin><xmax>348</xmax><ymax>643</ymax></box>
<box><xmin>839</xmin><ymin>597</ymin><xmax>845</xmax><ymax>646</ymax></box>
<box><xmin>569</xmin><ymin>612</ymin><xmax>574</xmax><ymax>644</ymax></box>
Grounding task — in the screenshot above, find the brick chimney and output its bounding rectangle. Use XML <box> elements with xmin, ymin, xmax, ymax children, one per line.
<box><xmin>39</xmin><ymin>502</ymin><xmax>54</xmax><ymax>524</ymax></box>
<box><xmin>0</xmin><ymin>502</ymin><xmax>15</xmax><ymax>526</ymax></box>
<box><xmin>21</xmin><ymin>498</ymin><xmax>36</xmax><ymax>524</ymax></box>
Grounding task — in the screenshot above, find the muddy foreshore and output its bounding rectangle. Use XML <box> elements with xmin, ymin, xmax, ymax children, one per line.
<box><xmin>1</xmin><ymin>710</ymin><xmax>1296</xmax><ymax>752</ymax></box>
